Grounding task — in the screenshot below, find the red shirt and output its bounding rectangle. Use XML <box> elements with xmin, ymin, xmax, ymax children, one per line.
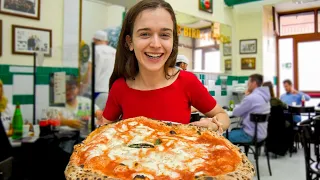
<box><xmin>103</xmin><ymin>71</ymin><xmax>217</xmax><ymax>124</ymax></box>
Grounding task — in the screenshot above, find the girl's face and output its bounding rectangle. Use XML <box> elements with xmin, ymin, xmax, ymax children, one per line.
<box><xmin>126</xmin><ymin>8</ymin><xmax>174</xmax><ymax>73</ymax></box>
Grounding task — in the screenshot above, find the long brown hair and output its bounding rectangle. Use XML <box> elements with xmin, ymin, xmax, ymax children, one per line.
<box><xmin>109</xmin><ymin>0</ymin><xmax>178</xmax><ymax>90</ymax></box>
<box><xmin>262</xmin><ymin>81</ymin><xmax>275</xmax><ymax>98</ymax></box>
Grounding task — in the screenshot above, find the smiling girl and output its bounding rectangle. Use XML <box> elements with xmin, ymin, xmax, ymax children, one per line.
<box><xmin>96</xmin><ymin>0</ymin><xmax>230</xmax><ymax>132</ymax></box>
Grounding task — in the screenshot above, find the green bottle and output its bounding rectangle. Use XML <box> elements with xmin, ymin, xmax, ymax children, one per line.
<box><xmin>229</xmin><ymin>100</ymin><xmax>234</xmax><ymax>111</ymax></box>
<box><xmin>12</xmin><ymin>103</ymin><xmax>23</xmax><ymax>140</ymax></box>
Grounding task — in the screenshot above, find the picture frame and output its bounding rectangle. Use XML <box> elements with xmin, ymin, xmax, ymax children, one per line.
<box><xmin>0</xmin><ymin>0</ymin><xmax>40</xmax><ymax>20</ymax></box>
<box><xmin>241</xmin><ymin>57</ymin><xmax>256</xmax><ymax>70</ymax></box>
<box><xmin>198</xmin><ymin>0</ymin><xmax>213</xmax><ymax>14</ymax></box>
<box><xmin>0</xmin><ymin>20</ymin><xmax>2</xmax><ymax>56</ymax></box>
<box><xmin>240</xmin><ymin>39</ymin><xmax>257</xmax><ymax>54</ymax></box>
<box><xmin>12</xmin><ymin>25</ymin><xmax>52</xmax><ymax>56</ymax></box>
<box><xmin>225</xmin><ymin>59</ymin><xmax>231</xmax><ymax>71</ymax></box>
<box><xmin>223</xmin><ymin>43</ymin><xmax>231</xmax><ymax>56</ymax></box>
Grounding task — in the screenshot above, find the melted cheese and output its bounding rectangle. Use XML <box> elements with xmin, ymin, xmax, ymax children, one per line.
<box><xmin>101</xmin><ymin>128</ymin><xmax>117</xmax><ymax>139</ymax></box>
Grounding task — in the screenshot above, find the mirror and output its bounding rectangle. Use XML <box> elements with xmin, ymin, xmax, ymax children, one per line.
<box><xmin>175</xmin><ymin>11</ymin><xmax>232</xmax><ymax>74</ymax></box>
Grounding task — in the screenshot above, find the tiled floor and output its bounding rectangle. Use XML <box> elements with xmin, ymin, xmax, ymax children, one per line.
<box><xmin>245</xmin><ymin>148</ymin><xmax>306</xmax><ymax>180</ymax></box>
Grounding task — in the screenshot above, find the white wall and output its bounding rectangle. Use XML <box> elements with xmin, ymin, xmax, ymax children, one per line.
<box><xmin>0</xmin><ymin>0</ymin><xmax>64</xmax><ymax>66</ymax></box>
<box><xmin>81</xmin><ymin>0</ymin><xmax>109</xmax><ymax>44</ymax></box>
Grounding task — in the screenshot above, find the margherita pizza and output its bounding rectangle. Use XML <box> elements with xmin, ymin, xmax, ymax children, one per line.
<box><xmin>65</xmin><ymin>117</ymin><xmax>254</xmax><ymax>180</ymax></box>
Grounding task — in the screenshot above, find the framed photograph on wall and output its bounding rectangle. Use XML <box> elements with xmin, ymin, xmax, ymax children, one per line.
<box><xmin>198</xmin><ymin>0</ymin><xmax>213</xmax><ymax>14</ymax></box>
<box><xmin>12</xmin><ymin>25</ymin><xmax>52</xmax><ymax>56</ymax></box>
<box><xmin>0</xmin><ymin>0</ymin><xmax>41</xmax><ymax>20</ymax></box>
<box><xmin>241</xmin><ymin>57</ymin><xmax>256</xmax><ymax>70</ymax></box>
<box><xmin>223</xmin><ymin>43</ymin><xmax>232</xmax><ymax>56</ymax></box>
<box><xmin>240</xmin><ymin>39</ymin><xmax>257</xmax><ymax>54</ymax></box>
<box><xmin>0</xmin><ymin>20</ymin><xmax>2</xmax><ymax>56</ymax></box>
<box><xmin>225</xmin><ymin>59</ymin><xmax>232</xmax><ymax>71</ymax></box>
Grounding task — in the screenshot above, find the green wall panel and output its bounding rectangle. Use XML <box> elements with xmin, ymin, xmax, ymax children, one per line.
<box><xmin>13</xmin><ymin>95</ymin><xmax>34</xmax><ymax>105</ymax></box>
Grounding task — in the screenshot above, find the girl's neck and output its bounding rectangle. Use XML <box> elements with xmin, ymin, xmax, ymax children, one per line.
<box><xmin>132</xmin><ymin>67</ymin><xmax>177</xmax><ymax>90</ymax></box>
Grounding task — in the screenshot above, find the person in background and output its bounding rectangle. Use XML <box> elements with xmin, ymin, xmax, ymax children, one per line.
<box><xmin>280</xmin><ymin>79</ymin><xmax>310</xmax><ymax>106</ymax></box>
<box><xmin>228</xmin><ymin>74</ymin><xmax>270</xmax><ymax>143</ymax></box>
<box><xmin>175</xmin><ymin>54</ymin><xmax>188</xmax><ymax>70</ymax></box>
<box><xmin>263</xmin><ymin>81</ymin><xmax>287</xmax><ymax>109</ymax></box>
<box><xmin>280</xmin><ymin>79</ymin><xmax>311</xmax><ymax>123</ymax></box>
<box><xmin>85</xmin><ymin>30</ymin><xmax>116</xmax><ymax>110</ymax></box>
<box><xmin>95</xmin><ymin>0</ymin><xmax>230</xmax><ymax>132</ymax></box>
<box><xmin>59</xmin><ymin>76</ymin><xmax>99</xmax><ymax>130</ymax></box>
<box><xmin>0</xmin><ymin>79</ymin><xmax>14</xmax><ymax>134</ymax></box>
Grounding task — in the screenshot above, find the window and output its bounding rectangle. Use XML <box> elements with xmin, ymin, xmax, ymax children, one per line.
<box><xmin>280</xmin><ymin>12</ymin><xmax>315</xmax><ymax>36</ymax></box>
<box><xmin>318</xmin><ymin>11</ymin><xmax>320</xmax><ymax>32</ymax></box>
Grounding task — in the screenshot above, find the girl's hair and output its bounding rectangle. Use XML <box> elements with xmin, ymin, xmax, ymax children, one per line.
<box><xmin>262</xmin><ymin>81</ymin><xmax>275</xmax><ymax>98</ymax></box>
<box><xmin>109</xmin><ymin>0</ymin><xmax>178</xmax><ymax>90</ymax></box>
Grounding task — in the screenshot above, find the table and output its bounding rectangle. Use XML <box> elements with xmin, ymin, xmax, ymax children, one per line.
<box><xmin>9</xmin><ymin>136</ymin><xmax>39</xmax><ymax>148</ymax></box>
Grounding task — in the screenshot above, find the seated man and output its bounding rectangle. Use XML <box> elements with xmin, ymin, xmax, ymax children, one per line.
<box><xmin>50</xmin><ymin>75</ymin><xmax>99</xmax><ymax>131</ymax></box>
<box><xmin>280</xmin><ymin>79</ymin><xmax>311</xmax><ymax>123</ymax></box>
<box><xmin>228</xmin><ymin>74</ymin><xmax>270</xmax><ymax>143</ymax></box>
<box><xmin>175</xmin><ymin>55</ymin><xmax>189</xmax><ymax>70</ymax></box>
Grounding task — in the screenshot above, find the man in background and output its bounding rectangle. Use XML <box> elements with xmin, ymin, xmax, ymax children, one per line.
<box><xmin>85</xmin><ymin>30</ymin><xmax>116</xmax><ymax>110</ymax></box>
<box><xmin>280</xmin><ymin>79</ymin><xmax>311</xmax><ymax>123</ymax></box>
<box><xmin>228</xmin><ymin>74</ymin><xmax>270</xmax><ymax>143</ymax></box>
<box><xmin>60</xmin><ymin>76</ymin><xmax>99</xmax><ymax>130</ymax></box>
<box><xmin>175</xmin><ymin>54</ymin><xmax>189</xmax><ymax>70</ymax></box>
<box><xmin>280</xmin><ymin>79</ymin><xmax>310</xmax><ymax>106</ymax></box>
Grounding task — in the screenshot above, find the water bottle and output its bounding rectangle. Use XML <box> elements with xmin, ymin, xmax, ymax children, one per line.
<box><xmin>12</xmin><ymin>103</ymin><xmax>23</xmax><ymax>140</ymax></box>
<box><xmin>78</xmin><ymin>103</ymin><xmax>88</xmax><ymax>137</ymax></box>
<box><xmin>229</xmin><ymin>100</ymin><xmax>234</xmax><ymax>111</ymax></box>
<box><xmin>301</xmin><ymin>95</ymin><xmax>305</xmax><ymax>107</ymax></box>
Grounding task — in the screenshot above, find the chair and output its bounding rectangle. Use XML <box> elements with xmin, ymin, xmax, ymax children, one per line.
<box><xmin>300</xmin><ymin>116</ymin><xmax>320</xmax><ymax>180</ymax></box>
<box><xmin>232</xmin><ymin>113</ymin><xmax>272</xmax><ymax>180</ymax></box>
<box><xmin>266</xmin><ymin>105</ymin><xmax>290</xmax><ymax>156</ymax></box>
<box><xmin>288</xmin><ymin>106</ymin><xmax>315</xmax><ymax>156</ymax></box>
<box><xmin>0</xmin><ymin>112</ymin><xmax>13</xmax><ymax>180</ymax></box>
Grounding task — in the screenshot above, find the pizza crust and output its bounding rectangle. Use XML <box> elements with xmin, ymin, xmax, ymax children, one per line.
<box><xmin>65</xmin><ymin>117</ymin><xmax>255</xmax><ymax>180</ymax></box>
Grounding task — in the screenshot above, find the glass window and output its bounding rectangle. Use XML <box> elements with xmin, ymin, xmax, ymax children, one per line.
<box><xmin>318</xmin><ymin>11</ymin><xmax>320</xmax><ymax>32</ymax></box>
<box><xmin>204</xmin><ymin>51</ymin><xmax>220</xmax><ymax>73</ymax></box>
<box><xmin>298</xmin><ymin>41</ymin><xmax>320</xmax><ymax>91</ymax></box>
<box><xmin>278</xmin><ymin>38</ymin><xmax>294</xmax><ymax>96</ymax></box>
<box><xmin>280</xmin><ymin>12</ymin><xmax>315</xmax><ymax>36</ymax></box>
<box><xmin>194</xmin><ymin>49</ymin><xmax>202</xmax><ymax>71</ymax></box>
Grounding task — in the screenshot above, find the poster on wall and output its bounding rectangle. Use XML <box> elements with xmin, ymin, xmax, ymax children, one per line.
<box><xmin>198</xmin><ymin>0</ymin><xmax>213</xmax><ymax>14</ymax></box>
<box><xmin>0</xmin><ymin>0</ymin><xmax>41</xmax><ymax>20</ymax></box>
<box><xmin>241</xmin><ymin>57</ymin><xmax>256</xmax><ymax>70</ymax></box>
<box><xmin>12</xmin><ymin>25</ymin><xmax>52</xmax><ymax>56</ymax></box>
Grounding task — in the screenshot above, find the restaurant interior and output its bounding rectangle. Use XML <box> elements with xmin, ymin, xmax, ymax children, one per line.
<box><xmin>1</xmin><ymin>0</ymin><xmax>320</xmax><ymax>179</ymax></box>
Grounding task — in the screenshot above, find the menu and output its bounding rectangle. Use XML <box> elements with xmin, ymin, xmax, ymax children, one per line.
<box><xmin>53</xmin><ymin>72</ymin><xmax>66</xmax><ymax>104</ymax></box>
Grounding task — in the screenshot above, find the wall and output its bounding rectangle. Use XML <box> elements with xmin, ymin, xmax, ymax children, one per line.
<box><xmin>233</xmin><ymin>11</ymin><xmax>263</xmax><ymax>76</ymax></box>
<box><xmin>0</xmin><ymin>0</ymin><xmax>64</xmax><ymax>66</ymax></box>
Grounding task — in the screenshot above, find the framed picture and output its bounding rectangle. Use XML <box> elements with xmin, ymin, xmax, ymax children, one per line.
<box><xmin>198</xmin><ymin>0</ymin><xmax>213</xmax><ymax>14</ymax></box>
<box><xmin>0</xmin><ymin>20</ymin><xmax>2</xmax><ymax>56</ymax></box>
<box><xmin>223</xmin><ymin>43</ymin><xmax>231</xmax><ymax>56</ymax></box>
<box><xmin>0</xmin><ymin>0</ymin><xmax>41</xmax><ymax>20</ymax></box>
<box><xmin>241</xmin><ymin>57</ymin><xmax>256</xmax><ymax>70</ymax></box>
<box><xmin>12</xmin><ymin>25</ymin><xmax>52</xmax><ymax>56</ymax></box>
<box><xmin>225</xmin><ymin>59</ymin><xmax>231</xmax><ymax>71</ymax></box>
<box><xmin>240</xmin><ymin>39</ymin><xmax>257</xmax><ymax>54</ymax></box>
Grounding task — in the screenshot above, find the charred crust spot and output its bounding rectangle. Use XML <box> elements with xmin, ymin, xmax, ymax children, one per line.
<box><xmin>165</xmin><ymin>122</ymin><xmax>172</xmax><ymax>126</ymax></box>
<box><xmin>169</xmin><ymin>130</ymin><xmax>176</xmax><ymax>135</ymax></box>
<box><xmin>80</xmin><ymin>164</ymin><xmax>84</xmax><ymax>168</ymax></box>
<box><xmin>134</xmin><ymin>162</ymin><xmax>139</xmax><ymax>167</ymax></box>
<box><xmin>133</xmin><ymin>175</ymin><xmax>146</xmax><ymax>179</ymax></box>
<box><xmin>197</xmin><ymin>130</ymin><xmax>201</xmax><ymax>135</ymax></box>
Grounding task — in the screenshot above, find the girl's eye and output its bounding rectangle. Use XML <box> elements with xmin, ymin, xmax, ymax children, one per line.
<box><xmin>140</xmin><ymin>33</ymin><xmax>150</xmax><ymax>37</ymax></box>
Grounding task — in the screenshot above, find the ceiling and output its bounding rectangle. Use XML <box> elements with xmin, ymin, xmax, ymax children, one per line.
<box><xmin>175</xmin><ymin>11</ymin><xmax>212</xmax><ymax>29</ymax></box>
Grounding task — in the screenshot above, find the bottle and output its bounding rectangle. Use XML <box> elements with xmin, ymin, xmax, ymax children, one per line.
<box><xmin>229</xmin><ymin>100</ymin><xmax>234</xmax><ymax>111</ymax></box>
<box><xmin>301</xmin><ymin>95</ymin><xmax>305</xmax><ymax>107</ymax></box>
<box><xmin>85</xmin><ymin>103</ymin><xmax>91</xmax><ymax>132</ymax></box>
<box><xmin>12</xmin><ymin>103</ymin><xmax>23</xmax><ymax>140</ymax></box>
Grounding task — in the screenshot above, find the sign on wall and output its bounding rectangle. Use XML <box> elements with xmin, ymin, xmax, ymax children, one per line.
<box><xmin>199</xmin><ymin>0</ymin><xmax>213</xmax><ymax>14</ymax></box>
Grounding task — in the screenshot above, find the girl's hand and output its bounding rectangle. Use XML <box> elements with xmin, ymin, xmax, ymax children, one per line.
<box><xmin>190</xmin><ymin>118</ymin><xmax>218</xmax><ymax>131</ymax></box>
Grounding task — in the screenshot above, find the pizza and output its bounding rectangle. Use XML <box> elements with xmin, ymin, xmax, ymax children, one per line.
<box><xmin>65</xmin><ymin>117</ymin><xmax>254</xmax><ymax>180</ymax></box>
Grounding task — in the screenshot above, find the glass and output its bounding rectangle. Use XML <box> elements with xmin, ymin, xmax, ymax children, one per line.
<box><xmin>278</xmin><ymin>38</ymin><xmax>294</xmax><ymax>96</ymax></box>
<box><xmin>280</xmin><ymin>12</ymin><xmax>315</xmax><ymax>36</ymax></box>
<box><xmin>297</xmin><ymin>41</ymin><xmax>320</xmax><ymax>91</ymax></box>
<box><xmin>318</xmin><ymin>11</ymin><xmax>320</xmax><ymax>33</ymax></box>
<box><xmin>204</xmin><ymin>51</ymin><xmax>220</xmax><ymax>73</ymax></box>
<box><xmin>194</xmin><ymin>49</ymin><xmax>202</xmax><ymax>71</ymax></box>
